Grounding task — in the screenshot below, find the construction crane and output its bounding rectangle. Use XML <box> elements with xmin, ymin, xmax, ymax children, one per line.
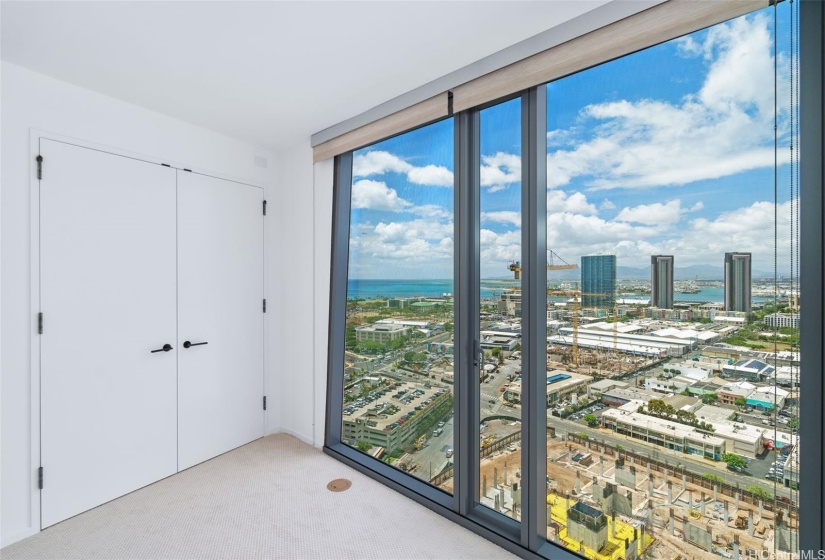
<box><xmin>508</xmin><ymin>251</ymin><xmax>578</xmax><ymax>280</ymax></box>
<box><xmin>546</xmin><ymin>284</ymin><xmax>609</xmax><ymax>366</ymax></box>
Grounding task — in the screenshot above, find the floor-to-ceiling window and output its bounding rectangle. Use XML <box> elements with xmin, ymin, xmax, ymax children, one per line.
<box><xmin>326</xmin><ymin>1</ymin><xmax>819</xmax><ymax>557</ymax></box>
<box><xmin>477</xmin><ymin>98</ymin><xmax>523</xmax><ymax>521</ymax></box>
<box><xmin>339</xmin><ymin>118</ymin><xmax>456</xmax><ymax>490</ymax></box>
<box><xmin>545</xmin><ymin>3</ymin><xmax>800</xmax><ymax>557</ymax></box>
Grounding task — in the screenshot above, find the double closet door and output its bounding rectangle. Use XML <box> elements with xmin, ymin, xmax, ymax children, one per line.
<box><xmin>39</xmin><ymin>139</ymin><xmax>264</xmax><ymax>528</ymax></box>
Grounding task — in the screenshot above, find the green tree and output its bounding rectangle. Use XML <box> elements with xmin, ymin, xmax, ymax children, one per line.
<box><xmin>703</xmin><ymin>473</ymin><xmax>724</xmax><ymax>484</ymax></box>
<box><xmin>788</xmin><ymin>417</ymin><xmax>799</xmax><ymax>430</ymax></box>
<box><xmin>747</xmin><ymin>485</ymin><xmax>773</xmax><ymax>501</ymax></box>
<box><xmin>734</xmin><ymin>397</ymin><xmax>747</xmax><ymax>408</ymax></box>
<box><xmin>584</xmin><ymin>413</ymin><xmax>599</xmax><ymax>427</ymax></box>
<box><xmin>444</xmin><ymin>322</ymin><xmax>454</xmax><ymax>332</ymax></box>
<box><xmin>404</xmin><ymin>351</ymin><xmax>416</xmax><ymax>362</ymax></box>
<box><xmin>722</xmin><ymin>453</ymin><xmax>747</xmax><ymax>470</ymax></box>
<box><xmin>356</xmin><ymin>441</ymin><xmax>372</xmax><ymax>452</ymax></box>
<box><xmin>701</xmin><ymin>393</ymin><xmax>719</xmax><ymax>405</ymax></box>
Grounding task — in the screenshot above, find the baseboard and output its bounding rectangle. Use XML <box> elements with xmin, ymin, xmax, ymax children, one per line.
<box><xmin>1</xmin><ymin>527</ymin><xmax>40</xmax><ymax>549</ymax></box>
<box><xmin>267</xmin><ymin>427</ymin><xmax>316</xmax><ymax>448</ymax></box>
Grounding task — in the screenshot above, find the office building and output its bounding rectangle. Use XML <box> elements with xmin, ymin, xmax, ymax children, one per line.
<box><xmin>581</xmin><ymin>255</ymin><xmax>616</xmax><ymax>308</ymax></box>
<box><xmin>650</xmin><ymin>255</ymin><xmax>674</xmax><ymax>309</ymax></box>
<box><xmin>724</xmin><ymin>252</ymin><xmax>752</xmax><ymax>313</ymax></box>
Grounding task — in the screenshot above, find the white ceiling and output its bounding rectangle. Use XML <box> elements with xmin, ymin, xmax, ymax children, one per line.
<box><xmin>1</xmin><ymin>1</ymin><xmax>609</xmax><ymax>151</ymax></box>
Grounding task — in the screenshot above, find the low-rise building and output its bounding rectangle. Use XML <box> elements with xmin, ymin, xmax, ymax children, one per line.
<box><xmin>504</xmin><ymin>370</ymin><xmax>592</xmax><ymax>405</ymax></box>
<box><xmin>342</xmin><ymin>382</ymin><xmax>451</xmax><ymax>454</ymax></box>
<box><xmin>601</xmin><ymin>387</ymin><xmax>659</xmax><ymax>407</ymax></box>
<box><xmin>722</xmin><ymin>358</ymin><xmax>775</xmax><ymax>382</ymax></box>
<box><xmin>587</xmin><ymin>379</ymin><xmax>628</xmax><ymax>398</ymax></box>
<box><xmin>717</xmin><ymin>381</ymin><xmax>756</xmax><ymax>406</ymax></box>
<box><xmin>746</xmin><ymin>385</ymin><xmax>789</xmax><ymax>411</ymax></box>
<box><xmin>601</xmin><ymin>408</ymin><xmax>725</xmax><ymax>460</ymax></box>
<box><xmin>645</xmin><ymin>376</ymin><xmax>696</xmax><ymax>395</ymax></box>
<box><xmin>355</xmin><ymin>323</ymin><xmax>410</xmax><ymax>343</ymax></box>
<box><xmin>763</xmin><ymin>312</ymin><xmax>799</xmax><ymax>329</ymax></box>
<box><xmin>686</xmin><ymin>379</ymin><xmax>725</xmax><ymax>397</ymax></box>
<box><xmin>709</xmin><ymin>420</ymin><xmax>764</xmax><ymax>457</ymax></box>
<box><xmin>480</xmin><ymin>329</ymin><xmax>520</xmax><ymax>351</ymax></box>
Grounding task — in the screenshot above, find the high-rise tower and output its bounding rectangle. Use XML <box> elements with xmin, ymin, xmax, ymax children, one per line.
<box><xmin>724</xmin><ymin>252</ymin><xmax>752</xmax><ymax>313</ymax></box>
<box><xmin>581</xmin><ymin>255</ymin><xmax>616</xmax><ymax>308</ymax></box>
<box><xmin>650</xmin><ymin>255</ymin><xmax>674</xmax><ymax>309</ymax></box>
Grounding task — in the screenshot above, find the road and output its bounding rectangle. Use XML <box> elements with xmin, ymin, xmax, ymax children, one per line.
<box><xmin>408</xmin><ymin>416</ymin><xmax>454</xmax><ymax>479</ymax></box>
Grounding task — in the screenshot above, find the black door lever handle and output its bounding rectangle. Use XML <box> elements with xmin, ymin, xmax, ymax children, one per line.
<box><xmin>151</xmin><ymin>344</ymin><xmax>173</xmax><ymax>353</ymax></box>
<box><xmin>183</xmin><ymin>341</ymin><xmax>208</xmax><ymax>349</ymax></box>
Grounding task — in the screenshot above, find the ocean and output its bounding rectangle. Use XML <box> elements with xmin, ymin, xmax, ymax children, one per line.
<box><xmin>347</xmin><ymin>279</ymin><xmax>773</xmax><ymax>304</ymax></box>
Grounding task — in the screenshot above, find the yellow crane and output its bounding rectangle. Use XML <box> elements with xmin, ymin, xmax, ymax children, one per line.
<box><xmin>508</xmin><ymin>250</ymin><xmax>578</xmax><ymax>280</ymax></box>
<box><xmin>505</xmin><ymin>256</ymin><xmax>619</xmax><ymax>366</ymax></box>
<box><xmin>546</xmin><ymin>284</ymin><xmax>609</xmax><ymax>366</ymax></box>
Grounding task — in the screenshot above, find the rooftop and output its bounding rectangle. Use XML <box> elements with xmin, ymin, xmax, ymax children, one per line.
<box><xmin>602</xmin><ymin>408</ymin><xmax>726</xmax><ymax>447</ymax></box>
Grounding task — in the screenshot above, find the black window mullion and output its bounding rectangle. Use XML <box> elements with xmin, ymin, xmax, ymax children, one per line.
<box><xmin>521</xmin><ymin>86</ymin><xmax>548</xmax><ymax>550</ymax></box>
<box><xmin>454</xmin><ymin>109</ymin><xmax>481</xmax><ymax>517</ymax></box>
<box><xmin>325</xmin><ymin>152</ymin><xmax>353</xmax><ymax>448</ymax></box>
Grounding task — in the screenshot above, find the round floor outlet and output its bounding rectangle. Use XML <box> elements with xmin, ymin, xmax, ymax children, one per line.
<box><xmin>327</xmin><ymin>478</ymin><xmax>352</xmax><ymax>492</ymax></box>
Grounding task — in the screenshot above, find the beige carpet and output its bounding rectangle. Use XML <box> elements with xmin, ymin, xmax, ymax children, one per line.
<box><xmin>2</xmin><ymin>434</ymin><xmax>517</xmax><ymax>560</ymax></box>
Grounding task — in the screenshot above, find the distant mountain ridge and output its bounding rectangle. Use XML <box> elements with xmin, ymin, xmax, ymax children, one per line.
<box><xmin>541</xmin><ymin>263</ymin><xmax>776</xmax><ymax>281</ymax></box>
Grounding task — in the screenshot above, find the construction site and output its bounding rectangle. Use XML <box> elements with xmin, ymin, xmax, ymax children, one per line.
<box><xmin>439</xmin><ymin>435</ymin><xmax>799</xmax><ymax>560</ymax></box>
<box><xmin>508</xmin><ymin>254</ymin><xmax>659</xmax><ymax>378</ymax></box>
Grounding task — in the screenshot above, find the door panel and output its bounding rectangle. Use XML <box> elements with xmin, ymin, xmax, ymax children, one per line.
<box><xmin>40</xmin><ymin>139</ymin><xmax>178</xmax><ymax>528</ymax></box>
<box><xmin>177</xmin><ymin>171</ymin><xmax>264</xmax><ymax>470</ymax></box>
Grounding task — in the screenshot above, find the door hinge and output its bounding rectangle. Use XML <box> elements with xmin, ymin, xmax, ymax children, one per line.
<box><xmin>38</xmin><ymin>312</ymin><xmax>43</xmax><ymax>334</ymax></box>
<box><xmin>263</xmin><ymin>396</ymin><xmax>267</xmax><ymax>411</ymax></box>
<box><xmin>263</xmin><ymin>299</ymin><xmax>267</xmax><ymax>313</ymax></box>
<box><xmin>36</xmin><ymin>155</ymin><xmax>43</xmax><ymax>180</ymax></box>
<box><xmin>263</xmin><ymin>200</ymin><xmax>267</xmax><ymax>216</ymax></box>
<box><xmin>38</xmin><ymin>467</ymin><xmax>44</xmax><ymax>490</ymax></box>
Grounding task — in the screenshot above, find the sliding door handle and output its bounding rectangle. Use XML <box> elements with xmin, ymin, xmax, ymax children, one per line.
<box><xmin>183</xmin><ymin>341</ymin><xmax>208</xmax><ymax>349</ymax></box>
<box><xmin>151</xmin><ymin>344</ymin><xmax>173</xmax><ymax>353</ymax></box>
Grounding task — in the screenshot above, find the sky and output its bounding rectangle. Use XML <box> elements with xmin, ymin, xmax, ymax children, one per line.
<box><xmin>347</xmin><ymin>3</ymin><xmax>797</xmax><ymax>280</ymax></box>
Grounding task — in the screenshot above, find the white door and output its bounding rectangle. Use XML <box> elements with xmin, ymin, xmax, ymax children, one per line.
<box><xmin>40</xmin><ymin>139</ymin><xmax>178</xmax><ymax>528</ymax></box>
<box><xmin>177</xmin><ymin>171</ymin><xmax>264</xmax><ymax>470</ymax></box>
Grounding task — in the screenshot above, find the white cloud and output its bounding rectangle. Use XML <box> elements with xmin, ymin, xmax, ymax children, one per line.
<box><xmin>690</xmin><ymin>201</ymin><xmax>705</xmax><ymax>212</ymax></box>
<box><xmin>481</xmin><ymin>152</ymin><xmax>521</xmax><ymax>192</ymax></box>
<box><xmin>353</xmin><ymin>149</ymin><xmax>453</xmax><ymax>187</ymax></box>
<box><xmin>600</xmin><ymin>198</ymin><xmax>616</xmax><ymax>210</ymax></box>
<box><xmin>481</xmin><ymin>211</ymin><xmax>521</xmax><ymax>226</ymax></box>
<box><xmin>351</xmin><ymin>180</ymin><xmax>411</xmax><ymax>212</ymax></box>
<box><xmin>353</xmin><ymin>150</ymin><xmax>412</xmax><ymax>177</ymax></box>
<box><xmin>547</xmin><ymin>190</ymin><xmax>597</xmax><ymax>215</ymax></box>
<box><xmin>480</xmin><ymin>228</ymin><xmax>522</xmax><ymax>265</ymax></box>
<box><xmin>546</xmin><ymin>14</ymin><xmax>791</xmax><ymax>191</ymax></box>
<box><xmin>407</xmin><ymin>164</ymin><xmax>454</xmax><ymax>187</ymax></box>
<box><xmin>615</xmin><ymin>199</ymin><xmax>683</xmax><ymax>226</ymax></box>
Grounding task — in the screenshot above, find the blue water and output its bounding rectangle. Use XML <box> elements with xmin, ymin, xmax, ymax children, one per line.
<box><xmin>347</xmin><ymin>280</ymin><xmax>773</xmax><ymax>304</ymax></box>
<box><xmin>347</xmin><ymin>279</ymin><xmax>517</xmax><ymax>300</ymax></box>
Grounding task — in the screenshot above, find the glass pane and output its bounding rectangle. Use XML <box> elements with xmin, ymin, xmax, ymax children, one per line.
<box><xmin>342</xmin><ymin>119</ymin><xmax>455</xmax><ymax>491</ymax></box>
<box><xmin>545</xmin><ymin>3</ymin><xmax>799</xmax><ymax>558</ymax></box>
<box><xmin>479</xmin><ymin>98</ymin><xmax>522</xmax><ymax>519</ymax></box>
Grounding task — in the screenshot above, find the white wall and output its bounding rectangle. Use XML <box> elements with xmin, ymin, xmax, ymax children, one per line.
<box><xmin>313</xmin><ymin>159</ymin><xmax>334</xmax><ymax>446</ymax></box>
<box><xmin>267</xmin><ymin>143</ymin><xmax>317</xmax><ymax>443</ymax></box>
<box><xmin>0</xmin><ymin>62</ymin><xmax>279</xmax><ymax>546</ymax></box>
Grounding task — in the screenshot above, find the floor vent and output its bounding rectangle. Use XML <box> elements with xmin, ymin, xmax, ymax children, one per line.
<box><xmin>327</xmin><ymin>479</ymin><xmax>352</xmax><ymax>492</ymax></box>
